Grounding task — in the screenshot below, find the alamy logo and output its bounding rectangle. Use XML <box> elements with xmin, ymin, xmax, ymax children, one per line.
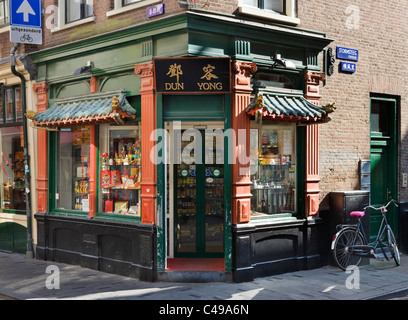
<box><xmin>345</xmin><ymin>265</ymin><xmax>360</xmax><ymax>290</ymax></box>
<box><xmin>45</xmin><ymin>265</ymin><xmax>60</xmax><ymax>290</ymax></box>
<box><xmin>345</xmin><ymin>5</ymin><xmax>360</xmax><ymax>30</ymax></box>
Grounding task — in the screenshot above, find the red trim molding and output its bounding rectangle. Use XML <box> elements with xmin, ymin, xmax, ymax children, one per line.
<box><xmin>304</xmin><ymin>71</ymin><xmax>325</xmax><ymax>217</ymax></box>
<box><xmin>88</xmin><ymin>125</ymin><xmax>97</xmax><ymax>218</ymax></box>
<box><xmin>135</xmin><ymin>62</ymin><xmax>157</xmax><ymax>225</ymax></box>
<box><xmin>33</xmin><ymin>82</ymin><xmax>49</xmax><ymax>213</ymax></box>
<box><xmin>90</xmin><ymin>76</ymin><xmax>98</xmax><ymax>93</ymax></box>
<box><xmin>231</xmin><ymin>61</ymin><xmax>257</xmax><ymax>224</ymax></box>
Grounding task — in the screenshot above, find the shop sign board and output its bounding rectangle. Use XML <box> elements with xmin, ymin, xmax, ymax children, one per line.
<box><xmin>340</xmin><ymin>62</ymin><xmax>356</xmax><ymax>73</ymax></box>
<box><xmin>9</xmin><ymin>0</ymin><xmax>43</xmax><ymax>45</ymax></box>
<box><xmin>336</xmin><ymin>47</ymin><xmax>359</xmax><ymax>61</ymax></box>
<box><xmin>154</xmin><ymin>57</ymin><xmax>231</xmax><ymax>94</ymax></box>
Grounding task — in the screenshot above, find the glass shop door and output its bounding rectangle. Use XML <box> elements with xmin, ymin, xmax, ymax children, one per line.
<box><xmin>173</xmin><ymin>128</ymin><xmax>224</xmax><ymax>258</ymax></box>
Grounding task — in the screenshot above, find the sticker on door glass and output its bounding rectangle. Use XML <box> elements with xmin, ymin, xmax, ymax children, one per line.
<box><xmin>180</xmin><ymin>169</ymin><xmax>189</xmax><ymax>177</ymax></box>
<box><xmin>213</xmin><ymin>169</ymin><xmax>221</xmax><ymax>177</ymax></box>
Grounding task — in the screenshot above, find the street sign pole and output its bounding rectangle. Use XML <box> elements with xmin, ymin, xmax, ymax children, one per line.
<box><xmin>8</xmin><ymin>0</ymin><xmax>43</xmax><ymax>258</ymax></box>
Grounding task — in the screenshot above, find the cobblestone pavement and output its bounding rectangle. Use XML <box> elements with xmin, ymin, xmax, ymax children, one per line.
<box><xmin>0</xmin><ymin>252</ymin><xmax>408</xmax><ymax>301</ymax></box>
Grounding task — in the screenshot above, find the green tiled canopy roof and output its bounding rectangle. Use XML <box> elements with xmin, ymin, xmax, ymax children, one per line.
<box><xmin>32</xmin><ymin>90</ymin><xmax>136</xmax><ymax>127</ymax></box>
<box><xmin>246</xmin><ymin>90</ymin><xmax>328</xmax><ymax>122</ymax></box>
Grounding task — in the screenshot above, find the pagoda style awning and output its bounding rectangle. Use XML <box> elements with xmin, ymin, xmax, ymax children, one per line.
<box><xmin>246</xmin><ymin>90</ymin><xmax>334</xmax><ymax>123</ymax></box>
<box><xmin>29</xmin><ymin>90</ymin><xmax>136</xmax><ymax>128</ymax></box>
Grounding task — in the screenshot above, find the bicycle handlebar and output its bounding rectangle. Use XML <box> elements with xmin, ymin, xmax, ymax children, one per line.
<box><xmin>365</xmin><ymin>199</ymin><xmax>398</xmax><ymax>211</ymax></box>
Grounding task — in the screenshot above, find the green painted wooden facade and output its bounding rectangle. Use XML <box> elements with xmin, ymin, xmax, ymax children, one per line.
<box><xmin>31</xmin><ymin>9</ymin><xmax>332</xmax><ymax>280</ymax></box>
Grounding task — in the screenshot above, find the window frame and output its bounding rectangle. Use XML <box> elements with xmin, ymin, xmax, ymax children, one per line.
<box><xmin>52</xmin><ymin>0</ymin><xmax>95</xmax><ymax>33</ymax></box>
<box><xmin>53</xmin><ymin>125</ymin><xmax>91</xmax><ymax>216</ymax></box>
<box><xmin>97</xmin><ymin>124</ymin><xmax>142</xmax><ymax>221</ymax></box>
<box><xmin>238</xmin><ymin>0</ymin><xmax>299</xmax><ymax>25</ymax></box>
<box><xmin>65</xmin><ymin>0</ymin><xmax>93</xmax><ymax>24</ymax></box>
<box><xmin>122</xmin><ymin>0</ymin><xmax>143</xmax><ymax>7</ymax></box>
<box><xmin>252</xmin><ymin>0</ymin><xmax>286</xmax><ymax>15</ymax></box>
<box><xmin>250</xmin><ymin>121</ymin><xmax>298</xmax><ymax>216</ymax></box>
<box><xmin>0</xmin><ymin>87</ymin><xmax>25</xmax><ymax>215</ymax></box>
<box><xmin>106</xmin><ymin>0</ymin><xmax>161</xmax><ymax>18</ymax></box>
<box><xmin>0</xmin><ymin>0</ymin><xmax>9</xmax><ymax>27</ymax></box>
<box><xmin>0</xmin><ymin>86</ymin><xmax>23</xmax><ymax>128</ymax></box>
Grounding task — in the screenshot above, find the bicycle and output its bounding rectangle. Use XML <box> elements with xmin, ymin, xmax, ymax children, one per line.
<box><xmin>20</xmin><ymin>34</ymin><xmax>33</xmax><ymax>43</ymax></box>
<box><xmin>331</xmin><ymin>199</ymin><xmax>400</xmax><ymax>271</ymax></box>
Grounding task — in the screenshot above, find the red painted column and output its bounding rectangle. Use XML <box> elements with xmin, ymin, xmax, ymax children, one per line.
<box><xmin>86</xmin><ymin>77</ymin><xmax>98</xmax><ymax>217</ymax></box>
<box><xmin>304</xmin><ymin>71</ymin><xmax>325</xmax><ymax>217</ymax></box>
<box><xmin>33</xmin><ymin>82</ymin><xmax>48</xmax><ymax>213</ymax></box>
<box><xmin>231</xmin><ymin>61</ymin><xmax>257</xmax><ymax>224</ymax></box>
<box><xmin>88</xmin><ymin>125</ymin><xmax>97</xmax><ymax>218</ymax></box>
<box><xmin>90</xmin><ymin>77</ymin><xmax>98</xmax><ymax>93</ymax></box>
<box><xmin>135</xmin><ymin>62</ymin><xmax>157</xmax><ymax>225</ymax></box>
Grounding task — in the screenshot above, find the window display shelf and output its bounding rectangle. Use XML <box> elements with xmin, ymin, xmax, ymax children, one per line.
<box><xmin>99</xmin><ymin>129</ymin><xmax>141</xmax><ymax>217</ymax></box>
<box><xmin>250</xmin><ymin>123</ymin><xmax>296</xmax><ymax>215</ymax></box>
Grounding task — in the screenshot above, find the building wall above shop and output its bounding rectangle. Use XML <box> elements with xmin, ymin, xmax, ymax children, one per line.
<box><xmin>32</xmin><ymin>10</ymin><xmax>331</xmax><ymax>90</ymax></box>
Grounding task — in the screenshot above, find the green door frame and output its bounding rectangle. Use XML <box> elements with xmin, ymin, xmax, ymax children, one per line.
<box><xmin>370</xmin><ymin>96</ymin><xmax>399</xmax><ymax>241</ymax></box>
<box><xmin>173</xmin><ymin>129</ymin><xmax>225</xmax><ymax>258</ymax></box>
<box><xmin>156</xmin><ymin>94</ymin><xmax>231</xmax><ymax>270</ymax></box>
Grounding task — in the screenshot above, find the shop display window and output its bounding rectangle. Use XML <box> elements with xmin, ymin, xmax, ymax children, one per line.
<box><xmin>99</xmin><ymin>125</ymin><xmax>141</xmax><ymax>217</ymax></box>
<box><xmin>56</xmin><ymin>126</ymin><xmax>90</xmax><ymax>212</ymax></box>
<box><xmin>250</xmin><ymin>122</ymin><xmax>296</xmax><ymax>216</ymax></box>
<box><xmin>0</xmin><ymin>127</ymin><xmax>25</xmax><ymax>211</ymax></box>
<box><xmin>0</xmin><ymin>87</ymin><xmax>22</xmax><ymax>125</ymax></box>
<box><xmin>5</xmin><ymin>88</ymin><xmax>14</xmax><ymax>124</ymax></box>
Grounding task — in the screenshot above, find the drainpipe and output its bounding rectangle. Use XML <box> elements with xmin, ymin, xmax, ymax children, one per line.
<box><xmin>10</xmin><ymin>43</ymin><xmax>34</xmax><ymax>259</ymax></box>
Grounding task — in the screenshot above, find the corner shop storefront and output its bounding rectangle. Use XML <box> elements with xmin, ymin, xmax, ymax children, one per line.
<box><xmin>0</xmin><ymin>58</ymin><xmax>36</xmax><ymax>255</ymax></box>
<box><xmin>32</xmin><ymin>11</ymin><xmax>333</xmax><ymax>282</ymax></box>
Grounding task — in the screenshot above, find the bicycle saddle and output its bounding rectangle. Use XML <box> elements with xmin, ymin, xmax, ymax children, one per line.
<box><xmin>350</xmin><ymin>211</ymin><xmax>365</xmax><ymax>217</ymax></box>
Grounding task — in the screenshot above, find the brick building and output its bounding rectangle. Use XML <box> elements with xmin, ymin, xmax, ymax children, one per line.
<box><xmin>299</xmin><ymin>1</ymin><xmax>407</xmax><ymax>249</ymax></box>
<box><xmin>0</xmin><ymin>0</ymin><xmax>406</xmax><ymax>282</ymax></box>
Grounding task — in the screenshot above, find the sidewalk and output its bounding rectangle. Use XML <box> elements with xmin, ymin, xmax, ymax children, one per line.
<box><xmin>0</xmin><ymin>251</ymin><xmax>408</xmax><ymax>300</ymax></box>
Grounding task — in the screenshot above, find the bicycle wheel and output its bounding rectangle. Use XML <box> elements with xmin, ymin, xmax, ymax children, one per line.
<box><xmin>387</xmin><ymin>227</ymin><xmax>400</xmax><ymax>266</ymax></box>
<box><xmin>332</xmin><ymin>228</ymin><xmax>364</xmax><ymax>271</ymax></box>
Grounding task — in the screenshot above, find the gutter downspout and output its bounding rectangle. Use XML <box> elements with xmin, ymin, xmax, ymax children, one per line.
<box><xmin>10</xmin><ymin>43</ymin><xmax>34</xmax><ymax>259</ymax></box>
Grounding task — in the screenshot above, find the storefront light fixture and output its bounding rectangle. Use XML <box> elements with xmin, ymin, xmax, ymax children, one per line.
<box><xmin>271</xmin><ymin>52</ymin><xmax>296</xmax><ymax>70</ymax></box>
<box><xmin>74</xmin><ymin>61</ymin><xmax>94</xmax><ymax>75</ymax></box>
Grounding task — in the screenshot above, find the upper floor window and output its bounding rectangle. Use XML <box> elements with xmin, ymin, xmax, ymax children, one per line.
<box><xmin>239</xmin><ymin>0</ymin><xmax>299</xmax><ymax>25</ymax></box>
<box><xmin>107</xmin><ymin>0</ymin><xmax>161</xmax><ymax>17</ymax></box>
<box><xmin>0</xmin><ymin>87</ymin><xmax>23</xmax><ymax>125</ymax></box>
<box><xmin>244</xmin><ymin>0</ymin><xmax>284</xmax><ymax>14</ymax></box>
<box><xmin>122</xmin><ymin>0</ymin><xmax>143</xmax><ymax>6</ymax></box>
<box><xmin>52</xmin><ymin>0</ymin><xmax>95</xmax><ymax>32</ymax></box>
<box><xmin>0</xmin><ymin>0</ymin><xmax>9</xmax><ymax>26</ymax></box>
<box><xmin>66</xmin><ymin>0</ymin><xmax>93</xmax><ymax>24</ymax></box>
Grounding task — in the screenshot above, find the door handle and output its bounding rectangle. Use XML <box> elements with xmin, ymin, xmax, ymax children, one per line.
<box><xmin>387</xmin><ymin>188</ymin><xmax>392</xmax><ymax>201</ymax></box>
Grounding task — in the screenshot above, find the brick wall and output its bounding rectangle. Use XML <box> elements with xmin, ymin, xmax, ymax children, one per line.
<box><xmin>298</xmin><ymin>0</ymin><xmax>408</xmax><ymax>209</ymax></box>
<box><xmin>40</xmin><ymin>0</ymin><xmax>190</xmax><ymax>48</ymax></box>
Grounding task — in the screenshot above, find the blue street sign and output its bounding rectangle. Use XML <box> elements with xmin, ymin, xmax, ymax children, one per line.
<box><xmin>340</xmin><ymin>62</ymin><xmax>357</xmax><ymax>73</ymax></box>
<box><xmin>9</xmin><ymin>0</ymin><xmax>42</xmax><ymax>45</ymax></box>
<box><xmin>10</xmin><ymin>0</ymin><xmax>42</xmax><ymax>28</ymax></box>
<box><xmin>337</xmin><ymin>47</ymin><xmax>359</xmax><ymax>62</ymax></box>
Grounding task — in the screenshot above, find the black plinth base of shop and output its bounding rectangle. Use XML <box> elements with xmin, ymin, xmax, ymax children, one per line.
<box><xmin>327</xmin><ymin>191</ymin><xmax>370</xmax><ymax>266</ymax></box>
<box><xmin>232</xmin><ymin>218</ymin><xmax>325</xmax><ymax>283</ymax></box>
<box><xmin>35</xmin><ymin>213</ymin><xmax>157</xmax><ymax>282</ymax></box>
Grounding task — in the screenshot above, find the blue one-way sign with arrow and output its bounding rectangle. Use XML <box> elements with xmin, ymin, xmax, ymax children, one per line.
<box><xmin>10</xmin><ymin>0</ymin><xmax>41</xmax><ymax>27</ymax></box>
<box><xmin>9</xmin><ymin>0</ymin><xmax>42</xmax><ymax>45</ymax></box>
